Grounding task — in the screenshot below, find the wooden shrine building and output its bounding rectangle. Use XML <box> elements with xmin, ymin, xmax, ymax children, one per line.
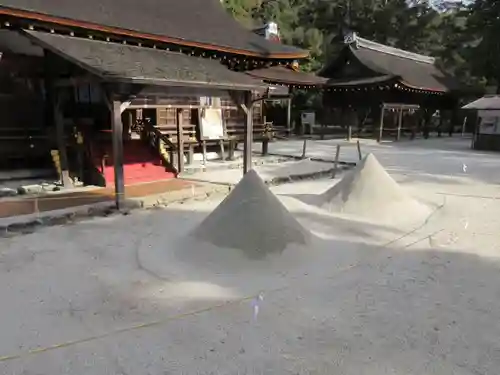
<box><xmin>247</xmin><ymin>63</ymin><xmax>327</xmax><ymax>135</ymax></box>
<box><xmin>246</xmin><ymin>23</ymin><xmax>327</xmax><ymax>135</ymax></box>
<box><xmin>320</xmin><ymin>32</ymin><xmax>462</xmax><ymax>140</ymax></box>
<box><xmin>0</xmin><ymin>0</ymin><xmax>307</xmax><ymax>208</ymax></box>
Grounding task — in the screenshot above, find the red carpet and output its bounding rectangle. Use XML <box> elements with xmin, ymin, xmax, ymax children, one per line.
<box><xmin>94</xmin><ymin>140</ymin><xmax>176</xmax><ymax>186</ymax></box>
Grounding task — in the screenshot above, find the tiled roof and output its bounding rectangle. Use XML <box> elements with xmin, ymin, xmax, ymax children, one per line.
<box><xmin>462</xmin><ymin>96</ymin><xmax>500</xmax><ymax>110</ymax></box>
<box><xmin>351</xmin><ymin>44</ymin><xmax>458</xmax><ymax>92</ymax></box>
<box><xmin>24</xmin><ymin>30</ymin><xmax>265</xmax><ymax>90</ymax></box>
<box><xmin>246</xmin><ymin>66</ymin><xmax>327</xmax><ymax>87</ymax></box>
<box><xmin>321</xmin><ymin>36</ymin><xmax>460</xmax><ymax>92</ymax></box>
<box><xmin>326</xmin><ymin>75</ymin><xmax>396</xmax><ymax>87</ymax></box>
<box><xmin>0</xmin><ymin>0</ymin><xmax>306</xmax><ymax>58</ymax></box>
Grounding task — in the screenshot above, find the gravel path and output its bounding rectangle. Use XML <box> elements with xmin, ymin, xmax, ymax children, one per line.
<box><xmin>1</xmin><ymin>138</ymin><xmax>499</xmax><ymax>374</ymax></box>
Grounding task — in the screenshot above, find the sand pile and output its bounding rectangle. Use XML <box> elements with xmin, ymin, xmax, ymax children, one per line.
<box><xmin>319</xmin><ymin>153</ymin><xmax>430</xmax><ymax>223</ymax></box>
<box><xmin>191</xmin><ymin>169</ymin><xmax>311</xmax><ymax>258</ymax></box>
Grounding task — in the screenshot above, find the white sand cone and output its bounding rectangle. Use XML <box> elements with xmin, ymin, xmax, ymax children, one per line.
<box><xmin>192</xmin><ymin>169</ymin><xmax>310</xmax><ymax>257</ymax></box>
<box><xmin>319</xmin><ymin>153</ymin><xmax>430</xmax><ymax>224</ymax></box>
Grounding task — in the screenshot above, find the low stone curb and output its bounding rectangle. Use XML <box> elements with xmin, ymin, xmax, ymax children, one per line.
<box><xmin>180</xmin><ymin>154</ymin><xmax>292</xmax><ymax>176</ymax></box>
<box><xmin>265</xmin><ymin>164</ymin><xmax>352</xmax><ymax>186</ymax></box>
<box><xmin>265</xmin><ymin>153</ymin><xmax>359</xmax><ymax>167</ymax></box>
<box><xmin>0</xmin><ymin>161</ymin><xmax>354</xmax><ymax>238</ymax></box>
<box><xmin>0</xmin><ymin>183</ymin><xmax>230</xmax><ymax>238</ymax></box>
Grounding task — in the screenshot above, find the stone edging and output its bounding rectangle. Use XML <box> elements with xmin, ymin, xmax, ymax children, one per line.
<box><xmin>0</xmin><ymin>160</ymin><xmax>357</xmax><ymax>238</ymax></box>
<box><xmin>0</xmin><ymin>183</ymin><xmax>231</xmax><ymax>238</ymax></box>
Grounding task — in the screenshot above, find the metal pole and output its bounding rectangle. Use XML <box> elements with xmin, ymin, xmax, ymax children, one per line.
<box><xmin>301</xmin><ymin>138</ymin><xmax>307</xmax><ymax>159</ymax></box>
<box><xmin>356</xmin><ymin>139</ymin><xmax>362</xmax><ymax>160</ymax></box>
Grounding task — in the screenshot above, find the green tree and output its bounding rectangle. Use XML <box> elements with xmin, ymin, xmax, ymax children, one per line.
<box><xmin>465</xmin><ymin>0</ymin><xmax>500</xmax><ymax>92</ymax></box>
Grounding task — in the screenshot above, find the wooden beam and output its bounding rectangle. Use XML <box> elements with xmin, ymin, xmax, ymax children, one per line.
<box><xmin>120</xmin><ymin>101</ymin><xmax>131</xmax><ymax>113</ymax></box>
<box><xmin>111</xmin><ymin>99</ymin><xmax>125</xmax><ymax>210</ymax></box>
<box><xmin>176</xmin><ymin>108</ymin><xmax>184</xmax><ymax>173</ymax></box>
<box><xmin>242</xmin><ymin>91</ymin><xmax>253</xmax><ymax>174</ymax></box>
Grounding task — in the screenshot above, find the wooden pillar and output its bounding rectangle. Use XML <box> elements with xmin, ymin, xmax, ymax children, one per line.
<box><xmin>243</xmin><ymin>91</ymin><xmax>253</xmax><ymax>174</ymax></box>
<box><xmin>111</xmin><ymin>99</ymin><xmax>125</xmax><ymax>210</ymax></box>
<box><xmin>126</xmin><ymin>110</ymin><xmax>133</xmax><ymax>139</ymax></box>
<box><xmin>44</xmin><ymin>50</ymin><xmax>71</xmax><ymax>188</ymax></box>
<box><xmin>286</xmin><ymin>97</ymin><xmax>292</xmax><ymax>136</ymax></box>
<box><xmin>54</xmin><ymin>96</ymin><xmax>72</xmax><ymax>187</ymax></box>
<box><xmin>377</xmin><ymin>106</ymin><xmax>385</xmax><ymax>143</ymax></box>
<box><xmin>176</xmin><ymin>109</ymin><xmax>184</xmax><ymax>173</ymax></box>
<box><xmin>396</xmin><ymin>108</ymin><xmax>403</xmax><ymax>141</ymax></box>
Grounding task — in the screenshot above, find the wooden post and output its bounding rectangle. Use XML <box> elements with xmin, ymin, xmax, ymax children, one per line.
<box><xmin>202</xmin><ymin>140</ymin><xmax>207</xmax><ymax>165</ymax></box>
<box><xmin>53</xmin><ymin>96</ymin><xmax>73</xmax><ymax>188</ymax></box>
<box><xmin>378</xmin><ymin>106</ymin><xmax>385</xmax><ymax>143</ymax></box>
<box><xmin>218</xmin><ymin>140</ymin><xmax>225</xmax><ymax>160</ymax></box>
<box><xmin>461</xmin><ymin>116</ymin><xmax>467</xmax><ymax>137</ymax></box>
<box><xmin>111</xmin><ymin>99</ymin><xmax>125</xmax><ymax>210</ymax></box>
<box><xmin>243</xmin><ymin>91</ymin><xmax>253</xmax><ymax>174</ymax></box>
<box><xmin>396</xmin><ymin>109</ymin><xmax>403</xmax><ymax>141</ymax></box>
<box><xmin>127</xmin><ymin>110</ymin><xmax>133</xmax><ymax>139</ymax></box>
<box><xmin>356</xmin><ymin>139</ymin><xmax>362</xmax><ymax>160</ymax></box>
<box><xmin>262</xmin><ymin>139</ymin><xmax>269</xmax><ymax>156</ymax></box>
<box><xmin>187</xmin><ymin>144</ymin><xmax>194</xmax><ymax>165</ymax></box>
<box><xmin>332</xmin><ymin>144</ymin><xmax>341</xmax><ymax>178</ymax></box>
<box><xmin>301</xmin><ymin>138</ymin><xmax>307</xmax><ymax>159</ymax></box>
<box><xmin>227</xmin><ymin>139</ymin><xmax>235</xmax><ymax>161</ymax></box>
<box><xmin>176</xmin><ymin>109</ymin><xmax>184</xmax><ymax>173</ymax></box>
<box><xmin>286</xmin><ymin>97</ymin><xmax>292</xmax><ymax>136</ymax></box>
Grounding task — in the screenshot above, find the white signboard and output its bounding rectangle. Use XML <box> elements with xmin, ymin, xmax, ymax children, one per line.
<box><xmin>301</xmin><ymin>111</ymin><xmax>316</xmax><ymax>126</ymax></box>
<box><xmin>200</xmin><ymin>108</ymin><xmax>225</xmax><ymax>140</ymax></box>
<box><xmin>479</xmin><ymin>115</ymin><xmax>500</xmax><ymax>135</ymax></box>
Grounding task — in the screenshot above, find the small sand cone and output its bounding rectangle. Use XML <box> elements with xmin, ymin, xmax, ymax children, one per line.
<box><xmin>319</xmin><ymin>153</ymin><xmax>430</xmax><ymax>223</ymax></box>
<box><xmin>192</xmin><ymin>170</ymin><xmax>310</xmax><ymax>257</ymax></box>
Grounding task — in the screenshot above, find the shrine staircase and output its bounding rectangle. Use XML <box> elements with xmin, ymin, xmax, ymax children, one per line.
<box><xmin>91</xmin><ymin>138</ymin><xmax>176</xmax><ymax>186</ymax></box>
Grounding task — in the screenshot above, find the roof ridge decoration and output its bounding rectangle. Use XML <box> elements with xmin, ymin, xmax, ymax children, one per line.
<box><xmin>345</xmin><ymin>32</ymin><xmax>435</xmax><ymax>65</ymax></box>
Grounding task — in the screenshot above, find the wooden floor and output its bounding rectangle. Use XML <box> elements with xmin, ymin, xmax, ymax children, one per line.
<box><xmin>0</xmin><ymin>179</ymin><xmax>194</xmax><ymax>219</ymax></box>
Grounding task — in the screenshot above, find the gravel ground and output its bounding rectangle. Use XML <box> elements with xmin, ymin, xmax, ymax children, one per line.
<box><xmin>1</xmin><ymin>137</ymin><xmax>500</xmax><ymax>374</ymax></box>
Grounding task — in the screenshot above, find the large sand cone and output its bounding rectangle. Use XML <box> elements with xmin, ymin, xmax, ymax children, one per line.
<box><xmin>319</xmin><ymin>153</ymin><xmax>430</xmax><ymax>222</ymax></box>
<box><xmin>192</xmin><ymin>169</ymin><xmax>310</xmax><ymax>257</ymax></box>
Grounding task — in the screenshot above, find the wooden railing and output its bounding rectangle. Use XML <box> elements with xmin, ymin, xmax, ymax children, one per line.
<box><xmin>134</xmin><ymin>120</ymin><xmax>180</xmax><ymax>174</ymax></box>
